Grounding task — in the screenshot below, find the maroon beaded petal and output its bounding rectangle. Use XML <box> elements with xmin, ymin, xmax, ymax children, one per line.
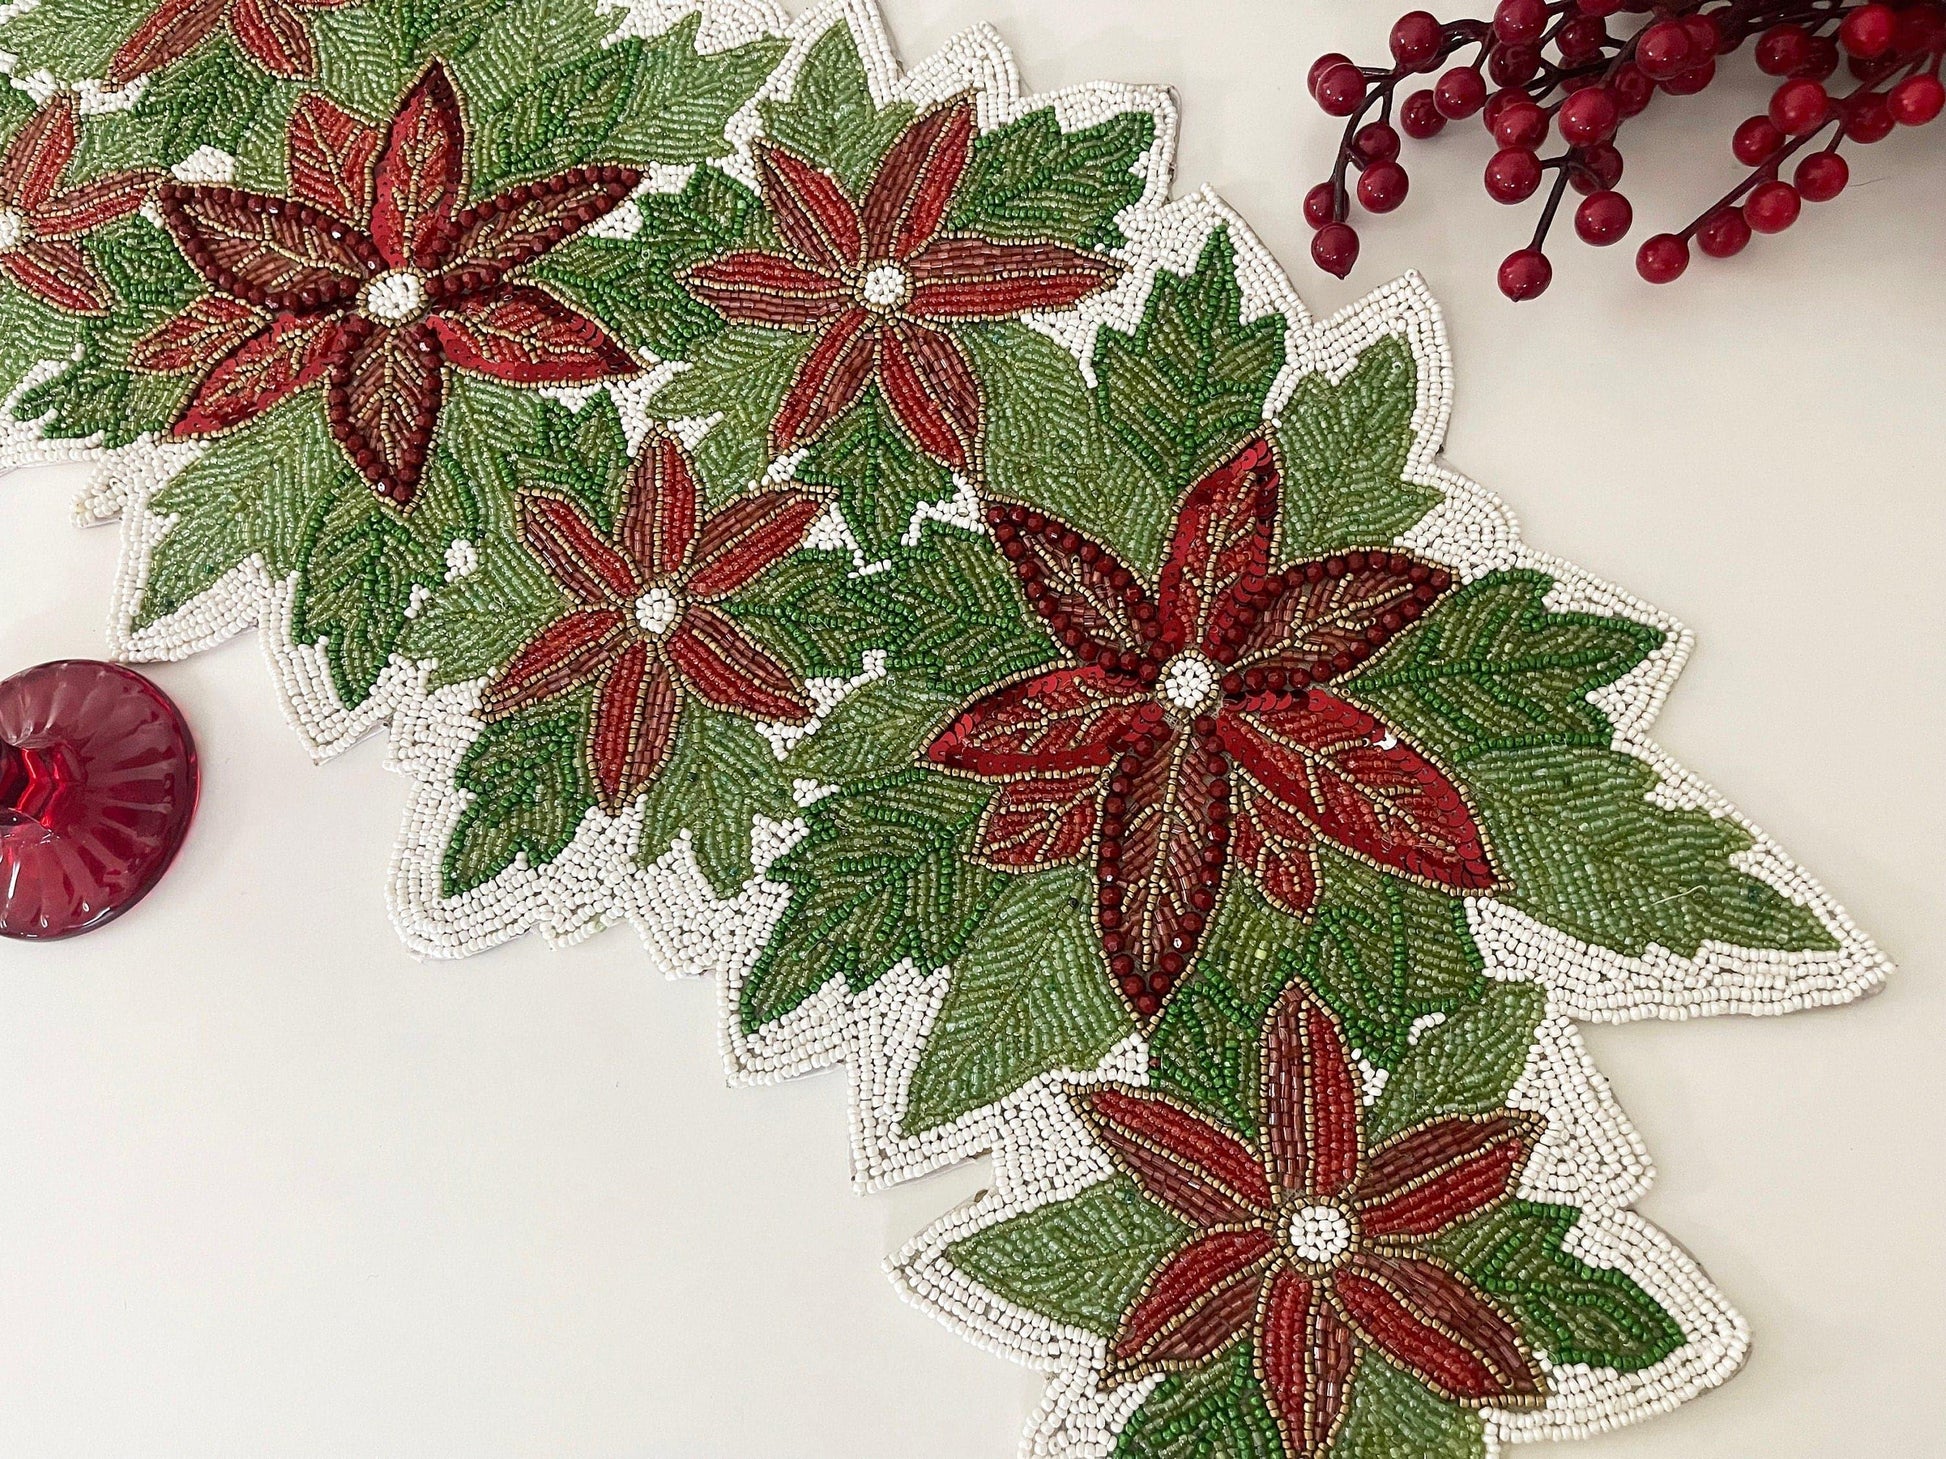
<box><xmin>0</xmin><ymin>661</ymin><xmax>198</xmax><ymax>940</ymax></box>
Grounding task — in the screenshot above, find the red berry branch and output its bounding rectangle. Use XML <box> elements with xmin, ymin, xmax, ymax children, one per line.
<box><xmin>1304</xmin><ymin>0</ymin><xmax>1944</xmax><ymax>298</ymax></box>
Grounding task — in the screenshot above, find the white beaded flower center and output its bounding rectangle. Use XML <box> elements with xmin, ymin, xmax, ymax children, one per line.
<box><xmin>860</xmin><ymin>262</ymin><xmax>911</xmax><ymax>311</ymax></box>
<box><xmin>0</xmin><ymin>207</ymin><xmax>26</xmax><ymax>254</ymax></box>
<box><xmin>634</xmin><ymin>586</ymin><xmax>680</xmax><ymax>637</ymax></box>
<box><xmin>362</xmin><ymin>268</ymin><xmax>429</xmax><ymax>324</ymax></box>
<box><xmin>1284</xmin><ymin>1203</ymin><xmax>1354</xmax><ymax>1266</ymax></box>
<box><xmin>1159</xmin><ymin>652</ymin><xmax>1218</xmax><ymax>714</ymax></box>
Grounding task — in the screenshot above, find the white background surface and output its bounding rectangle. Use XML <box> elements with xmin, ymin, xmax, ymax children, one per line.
<box><xmin>0</xmin><ymin>1</ymin><xmax>1942</xmax><ymax>1454</ymax></box>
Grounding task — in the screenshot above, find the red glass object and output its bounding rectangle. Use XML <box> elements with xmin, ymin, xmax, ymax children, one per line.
<box><xmin>0</xmin><ymin>660</ymin><xmax>197</xmax><ymax>940</ymax></box>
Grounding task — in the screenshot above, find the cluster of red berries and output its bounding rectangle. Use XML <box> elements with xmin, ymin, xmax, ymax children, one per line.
<box><xmin>1305</xmin><ymin>0</ymin><xmax>1944</xmax><ymax>299</ymax></box>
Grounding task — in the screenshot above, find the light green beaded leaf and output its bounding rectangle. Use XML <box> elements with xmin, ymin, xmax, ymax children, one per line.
<box><xmin>1350</xmin><ymin>568</ymin><xmax>1836</xmax><ymax>957</ymax></box>
<box><xmin>1329</xmin><ymin>1354</ymin><xmax>1487</xmax><ymax>1459</ymax></box>
<box><xmin>901</xmin><ymin>866</ymin><xmax>1131</xmax><ymax>1134</ymax></box>
<box><xmin>138</xmin><ymin>403</ymin><xmax>348</xmax><ymax>628</ymax></box>
<box><xmin>1148</xmin><ymin>862</ymin><xmax>1491</xmax><ymax>1144</ymax></box>
<box><xmin>1348</xmin><ymin>571</ymin><xmax>1662</xmax><ymax>754</ymax></box>
<box><xmin>1273</xmin><ymin>334</ymin><xmax>1443</xmax><ymax>559</ymax></box>
<box><xmin>1460</xmin><ymin>743</ymin><xmax>1836</xmax><ymax>956</ymax></box>
<box><xmin>529</xmin><ymin>167</ymin><xmax>772</xmax><ymax>364</ymax></box>
<box><xmin>1434</xmin><ymin>1201</ymin><xmax>1685</xmax><ymax>1373</ymax></box>
<box><xmin>636</xmin><ymin>705</ymin><xmax>800</xmax><ymax>898</ymax></box>
<box><xmin>742</xmin><ymin>522</ymin><xmax>1063</xmax><ymax>1030</ymax></box>
<box><xmin>796</xmin><ymin>386</ymin><xmax>956</xmax><ymax>562</ymax></box>
<box><xmin>1091</xmin><ymin>227</ymin><xmax>1288</xmax><ymax>574</ymax></box>
<box><xmin>946</xmin><ymin>106</ymin><xmax>1156</xmax><ymax>251</ymax></box>
<box><xmin>760</xmin><ymin>20</ymin><xmax>915</xmax><ymax>192</ymax></box>
<box><xmin>947</xmin><ymin>1174</ymin><xmax>1186</xmax><ymax>1337</ymax></box>
<box><xmin>647</xmin><ymin>325</ymin><xmax>811</xmax><ymax>501</ymax></box>
<box><xmin>446</xmin><ymin>694</ymin><xmax>598</xmax><ymax>898</ymax></box>
<box><xmin>1364</xmin><ymin>977</ymin><xmax>1546</xmax><ymax>1142</ymax></box>
<box><xmin>1115</xmin><ymin>1343</ymin><xmax>1289</xmax><ymax>1459</ymax></box>
<box><xmin>741</xmin><ymin>770</ymin><xmax>1007</xmax><ymax>1029</ymax></box>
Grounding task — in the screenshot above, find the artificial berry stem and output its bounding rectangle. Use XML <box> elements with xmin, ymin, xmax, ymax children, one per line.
<box><xmin>1305</xmin><ymin>0</ymin><xmax>1945</xmax><ymax>298</ymax></box>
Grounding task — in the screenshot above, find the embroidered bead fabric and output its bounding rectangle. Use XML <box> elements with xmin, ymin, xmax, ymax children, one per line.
<box><xmin>0</xmin><ymin>1</ymin><xmax>1890</xmax><ymax>1455</ymax></box>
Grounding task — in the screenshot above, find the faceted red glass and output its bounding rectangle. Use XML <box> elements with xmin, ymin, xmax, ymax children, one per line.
<box><xmin>0</xmin><ymin>660</ymin><xmax>198</xmax><ymax>940</ymax></box>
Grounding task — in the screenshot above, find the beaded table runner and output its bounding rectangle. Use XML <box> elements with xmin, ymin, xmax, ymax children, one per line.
<box><xmin>0</xmin><ymin>1</ymin><xmax>1888</xmax><ymax>1454</ymax></box>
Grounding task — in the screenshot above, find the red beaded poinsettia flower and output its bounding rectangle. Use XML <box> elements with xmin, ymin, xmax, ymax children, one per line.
<box><xmin>1075</xmin><ymin>980</ymin><xmax>1547</xmax><ymax>1456</ymax></box>
<box><xmin>683</xmin><ymin>96</ymin><xmax>1121</xmax><ymax>473</ymax></box>
<box><xmin>107</xmin><ymin>0</ymin><xmax>358</xmax><ymax>85</ymax></box>
<box><xmin>134</xmin><ymin>65</ymin><xmax>641</xmax><ymax>508</ymax></box>
<box><xmin>0</xmin><ymin>95</ymin><xmax>158</xmax><ymax>314</ymax></box>
<box><xmin>480</xmin><ymin>430</ymin><xmax>824</xmax><ymax>812</ymax></box>
<box><xmin>926</xmin><ymin>436</ymin><xmax>1494</xmax><ymax>1025</ymax></box>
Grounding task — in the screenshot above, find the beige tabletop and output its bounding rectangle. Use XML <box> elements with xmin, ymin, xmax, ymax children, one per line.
<box><xmin>0</xmin><ymin>0</ymin><xmax>1939</xmax><ymax>1454</ymax></box>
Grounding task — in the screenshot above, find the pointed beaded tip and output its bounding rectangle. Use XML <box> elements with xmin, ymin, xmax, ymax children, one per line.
<box><xmin>0</xmin><ymin>660</ymin><xmax>198</xmax><ymax>941</ymax></box>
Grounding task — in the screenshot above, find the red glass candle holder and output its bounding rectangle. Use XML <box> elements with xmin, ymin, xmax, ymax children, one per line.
<box><xmin>0</xmin><ymin>660</ymin><xmax>198</xmax><ymax>940</ymax></box>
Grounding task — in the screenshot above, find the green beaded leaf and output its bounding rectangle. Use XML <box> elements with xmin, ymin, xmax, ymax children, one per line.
<box><xmin>1272</xmin><ymin>333</ymin><xmax>1443</xmax><ymax>559</ymax></box>
<box><xmin>1288</xmin><ymin>850</ymin><xmax>1486</xmax><ymax>1070</ymax></box>
<box><xmin>744</xmin><ymin>522</ymin><xmax>1064</xmax><ymax>1032</ymax></box>
<box><xmin>946</xmin><ymin>107</ymin><xmax>1156</xmax><ymax>251</ymax></box>
<box><xmin>969</xmin><ymin>230</ymin><xmax>1290</xmax><ymax>582</ymax></box>
<box><xmin>446</xmin><ymin>694</ymin><xmax>598</xmax><ymax>898</ymax></box>
<box><xmin>466</xmin><ymin>14</ymin><xmax>787</xmax><ymax>188</ymax></box>
<box><xmin>647</xmin><ymin>326</ymin><xmax>810</xmax><ymax>503</ymax></box>
<box><xmin>967</xmin><ymin>318</ymin><xmax>1115</xmax><ymax>534</ymax></box>
<box><xmin>1349</xmin><ymin>568</ymin><xmax>1834</xmax><ymax>955</ymax></box>
<box><xmin>901</xmin><ymin>865</ymin><xmax>1130</xmax><ymax>1134</ymax></box>
<box><xmin>777</xmin><ymin>524</ymin><xmax>1056</xmax><ymax>789</ymax></box>
<box><xmin>503</xmin><ymin>390</ymin><xmax>629</xmax><ymax>520</ymax></box>
<box><xmin>760</xmin><ymin>20</ymin><xmax>915</xmax><ymax>191</ymax></box>
<box><xmin>0</xmin><ymin>0</ymin><xmax>147</xmax><ymax>76</ymax></box>
<box><xmin>842</xmin><ymin>525</ymin><xmax>1059</xmax><ymax>692</ymax></box>
<box><xmin>1349</xmin><ymin>571</ymin><xmax>1663</xmax><ymax>757</ymax></box>
<box><xmin>78</xmin><ymin>44</ymin><xmax>288</xmax><ymax>176</ymax></box>
<box><xmin>530</xmin><ymin>167</ymin><xmax>771</xmax><ymax>364</ymax></box>
<box><xmin>138</xmin><ymin>400</ymin><xmax>354</xmax><ymax>629</ymax></box>
<box><xmin>740</xmin><ymin>770</ymin><xmax>1006</xmax><ymax>1029</ymax></box>
<box><xmin>947</xmin><ymin>1175</ymin><xmax>1186</xmax><ymax>1338</ymax></box>
<box><xmin>1091</xmin><ymin>227</ymin><xmax>1288</xmax><ymax>574</ymax></box>
<box><xmin>1115</xmin><ymin>1343</ymin><xmax>1288</xmax><ymax>1459</ymax></box>
<box><xmin>1148</xmin><ymin>858</ymin><xmax>1490</xmax><ymax>1143</ymax></box>
<box><xmin>797</xmin><ymin>386</ymin><xmax>955</xmax><ymax>562</ymax></box>
<box><xmin>14</xmin><ymin>219</ymin><xmax>200</xmax><ymax>450</ymax></box>
<box><xmin>398</xmin><ymin>532</ymin><xmax>562</xmax><ymax>691</ymax></box>
<box><xmin>290</xmin><ymin>473</ymin><xmax>458</xmax><ymax>703</ymax></box>
<box><xmin>0</xmin><ymin>283</ymin><xmax>86</xmax><ymax>419</ymax></box>
<box><xmin>789</xmin><ymin>676</ymin><xmax>959</xmax><ymax>790</ymax></box>
<box><xmin>716</xmin><ymin>551</ymin><xmax>889</xmax><ymax>685</ymax></box>
<box><xmin>637</xmin><ymin>706</ymin><xmax>800</xmax><ymax>898</ymax></box>
<box><xmin>1365</xmin><ymin>977</ymin><xmax>1545</xmax><ymax>1143</ymax></box>
<box><xmin>1461</xmin><ymin>743</ymin><xmax>1837</xmax><ymax>956</ymax></box>
<box><xmin>312</xmin><ymin>0</ymin><xmax>600</xmax><ymax>113</ymax></box>
<box><xmin>1434</xmin><ymin>1201</ymin><xmax>1686</xmax><ymax>1372</ymax></box>
<box><xmin>1329</xmin><ymin>1352</ymin><xmax>1487</xmax><ymax>1459</ymax></box>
